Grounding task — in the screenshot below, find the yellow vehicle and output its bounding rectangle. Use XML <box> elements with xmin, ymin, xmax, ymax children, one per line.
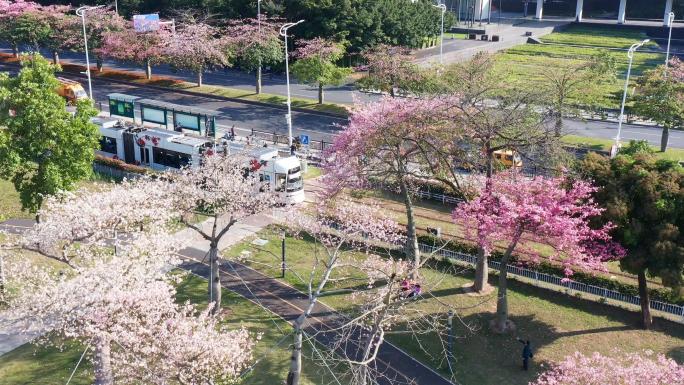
<box><xmin>493</xmin><ymin>149</ymin><xmax>523</xmax><ymax>169</ymax></box>
<box><xmin>56</xmin><ymin>77</ymin><xmax>88</xmax><ymax>104</ymax></box>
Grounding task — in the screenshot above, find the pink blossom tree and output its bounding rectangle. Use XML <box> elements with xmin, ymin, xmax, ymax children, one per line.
<box><xmin>358</xmin><ymin>44</ymin><xmax>422</xmax><ymax>97</ymax></box>
<box><xmin>0</xmin><ymin>0</ymin><xmax>43</xmax><ymax>56</ymax></box>
<box><xmin>323</xmin><ymin>96</ymin><xmax>460</xmax><ymax>278</ymax></box>
<box><xmin>166</xmin><ymin>22</ymin><xmax>231</xmax><ymax>87</ymax></box>
<box><xmin>291</xmin><ymin>38</ymin><xmax>351</xmax><ymax>104</ymax></box>
<box><xmin>40</xmin><ymin>5</ymin><xmax>80</xmax><ymax>65</ymax></box>
<box><xmin>157</xmin><ymin>154</ymin><xmax>281</xmax><ymax>314</ymax></box>
<box><xmin>532</xmin><ymin>351</ymin><xmax>684</xmax><ymax>385</ymax></box>
<box><xmin>670</xmin><ymin>57</ymin><xmax>684</xmax><ymax>83</ymax></box>
<box><xmin>452</xmin><ymin>171</ymin><xmax>624</xmax><ymax>333</ymax></box>
<box><xmin>225</xmin><ymin>17</ymin><xmax>283</xmax><ymax>94</ymax></box>
<box><xmin>98</xmin><ymin>24</ymin><xmax>171</xmax><ymax>79</ymax></box>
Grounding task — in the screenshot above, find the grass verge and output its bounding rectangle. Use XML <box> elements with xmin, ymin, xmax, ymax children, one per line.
<box><xmin>562</xmin><ymin>135</ymin><xmax>684</xmax><ymax>162</ymax></box>
<box><xmin>223</xmin><ymin>227</ymin><xmax>684</xmax><ymax>385</ymax></box>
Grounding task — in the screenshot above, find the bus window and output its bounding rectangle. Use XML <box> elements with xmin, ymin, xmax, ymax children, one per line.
<box><xmin>275</xmin><ymin>173</ymin><xmax>286</xmax><ymax>191</ymax></box>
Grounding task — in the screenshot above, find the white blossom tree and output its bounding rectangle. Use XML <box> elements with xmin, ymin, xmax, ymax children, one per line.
<box><xmin>158</xmin><ymin>154</ymin><xmax>281</xmax><ymax>314</ymax></box>
<box><xmin>283</xmin><ymin>198</ymin><xmax>404</xmax><ymax>385</ymax></box>
<box><xmin>1</xmin><ymin>177</ymin><xmax>258</xmax><ymax>385</ymax></box>
<box><xmin>4</xmin><ymin>236</ymin><xmax>255</xmax><ymax>385</ymax></box>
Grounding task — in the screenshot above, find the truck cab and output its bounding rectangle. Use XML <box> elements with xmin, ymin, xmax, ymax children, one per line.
<box><xmin>56</xmin><ymin>77</ymin><xmax>88</xmax><ymax>105</ymax></box>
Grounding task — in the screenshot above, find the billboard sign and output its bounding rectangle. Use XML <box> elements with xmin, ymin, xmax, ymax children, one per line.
<box><xmin>133</xmin><ymin>14</ymin><xmax>160</xmax><ymax>33</ymax></box>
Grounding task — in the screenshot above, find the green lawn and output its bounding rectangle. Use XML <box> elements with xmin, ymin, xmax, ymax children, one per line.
<box><xmin>0</xmin><ymin>272</ymin><xmax>340</xmax><ymax>385</ymax></box>
<box><xmin>224</xmin><ymin>227</ymin><xmax>684</xmax><ymax>385</ymax></box>
<box><xmin>562</xmin><ymin>135</ymin><xmax>684</xmax><ymax>162</ymax></box>
<box><xmin>303</xmin><ymin>165</ymin><xmax>322</xmax><ymax>180</ymax></box>
<box><xmin>493</xmin><ymin>24</ymin><xmax>665</xmax><ymax>110</ymax></box>
<box><xmin>0</xmin><ymin>179</ymin><xmax>28</xmax><ymax>222</ymax></box>
<box><xmin>540</xmin><ymin>24</ymin><xmax>661</xmax><ymax>49</ymax></box>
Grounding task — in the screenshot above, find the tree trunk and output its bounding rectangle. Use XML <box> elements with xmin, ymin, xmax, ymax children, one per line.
<box><xmin>637</xmin><ymin>270</ymin><xmax>653</xmax><ymax>330</ymax></box>
<box><xmin>256</xmin><ymin>67</ymin><xmax>262</xmax><ymax>94</ymax></box>
<box><xmin>52</xmin><ymin>50</ymin><xmax>60</xmax><ymax>66</ymax></box>
<box><xmin>398</xmin><ymin>178</ymin><xmax>421</xmax><ymax>278</ymax></box>
<box><xmin>145</xmin><ymin>59</ymin><xmax>152</xmax><ymax>80</ymax></box>
<box><xmin>0</xmin><ymin>254</ymin><xmax>6</xmax><ymax>304</ymax></box>
<box><xmin>472</xmin><ymin>247</ymin><xmax>490</xmax><ymax>292</ymax></box>
<box><xmin>96</xmin><ymin>57</ymin><xmax>103</xmax><ymax>72</ymax></box>
<box><xmin>554</xmin><ymin>112</ymin><xmax>563</xmax><ymax>137</ymax></box>
<box><xmin>208</xmin><ymin>242</ymin><xmax>221</xmax><ymax>314</ymax></box>
<box><xmin>318</xmin><ymin>82</ymin><xmax>324</xmax><ymax>104</ymax></box>
<box><xmin>494</xmin><ymin>229</ymin><xmax>523</xmax><ymax>333</ymax></box>
<box><xmin>286</xmin><ymin>320</ymin><xmax>303</xmax><ymax>385</ymax></box>
<box><xmin>197</xmin><ymin>70</ymin><xmax>203</xmax><ymax>87</ymax></box>
<box><xmin>94</xmin><ymin>336</ymin><xmax>113</xmax><ymax>385</ymax></box>
<box><xmin>473</xmin><ymin>150</ymin><xmax>494</xmax><ymax>292</ymax></box>
<box><xmin>660</xmin><ymin>126</ymin><xmax>670</xmax><ymax>152</ymax></box>
<box><xmin>389</xmin><ymin>87</ymin><xmax>396</xmax><ymax>98</ymax></box>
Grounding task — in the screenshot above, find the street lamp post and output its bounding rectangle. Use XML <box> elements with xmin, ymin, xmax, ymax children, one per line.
<box><xmin>279</xmin><ymin>20</ymin><xmax>304</xmax><ymax>148</ymax></box>
<box><xmin>613</xmin><ymin>39</ymin><xmax>650</xmax><ymax>158</ymax></box>
<box><xmin>432</xmin><ymin>3</ymin><xmax>447</xmax><ymax>64</ymax></box>
<box><xmin>257</xmin><ymin>0</ymin><xmax>263</xmax><ymax>94</ymax></box>
<box><xmin>114</xmin><ymin>0</ymin><xmax>118</xmax><ymax>15</ymax></box>
<box><xmin>665</xmin><ymin>12</ymin><xmax>675</xmax><ymax>67</ymax></box>
<box><xmin>76</xmin><ymin>5</ymin><xmax>106</xmax><ymax>100</ymax></box>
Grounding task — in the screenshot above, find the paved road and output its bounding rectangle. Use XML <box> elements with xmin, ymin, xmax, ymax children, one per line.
<box><xmin>1</xmin><ymin>60</ymin><xmax>683</xmax><ymax>149</ymax></box>
<box><xmin>0</xmin><ymin>46</ymin><xmax>375</xmax><ymax>105</ymax></box>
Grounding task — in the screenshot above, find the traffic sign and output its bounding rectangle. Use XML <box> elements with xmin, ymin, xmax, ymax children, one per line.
<box><xmin>299</xmin><ymin>135</ymin><xmax>309</xmax><ymax>145</ymax></box>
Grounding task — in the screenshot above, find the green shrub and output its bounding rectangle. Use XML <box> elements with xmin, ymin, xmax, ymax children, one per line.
<box><xmin>94</xmin><ymin>155</ymin><xmax>149</xmax><ymax>175</ymax></box>
<box><xmin>417</xmin><ymin>234</ymin><xmax>684</xmax><ymax>306</ymax></box>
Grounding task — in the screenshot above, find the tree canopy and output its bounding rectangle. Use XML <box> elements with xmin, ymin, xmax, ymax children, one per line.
<box><xmin>0</xmin><ymin>54</ymin><xmax>99</xmax><ymax>214</ymax></box>
<box><xmin>579</xmin><ymin>142</ymin><xmax>684</xmax><ymax>329</ymax></box>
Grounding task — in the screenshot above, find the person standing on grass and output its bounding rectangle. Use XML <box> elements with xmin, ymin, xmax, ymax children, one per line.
<box><xmin>517</xmin><ymin>338</ymin><xmax>534</xmax><ymax>370</ymax></box>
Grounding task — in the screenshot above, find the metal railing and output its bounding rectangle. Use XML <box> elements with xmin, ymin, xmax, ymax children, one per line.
<box><xmin>418</xmin><ymin>243</ymin><xmax>684</xmax><ymax>323</ymax></box>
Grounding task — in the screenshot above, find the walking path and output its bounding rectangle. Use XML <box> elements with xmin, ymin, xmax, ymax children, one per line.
<box><xmin>0</xmin><ymin>204</ymin><xmax>455</xmax><ymax>385</ymax></box>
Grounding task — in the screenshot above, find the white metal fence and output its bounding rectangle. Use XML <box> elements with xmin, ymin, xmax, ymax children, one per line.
<box><xmin>418</xmin><ymin>243</ymin><xmax>684</xmax><ymax>323</ymax></box>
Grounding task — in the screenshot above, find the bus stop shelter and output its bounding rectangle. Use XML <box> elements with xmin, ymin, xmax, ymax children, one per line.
<box><xmin>136</xmin><ymin>98</ymin><xmax>218</xmax><ymax>137</ymax></box>
<box><xmin>107</xmin><ymin>93</ymin><xmax>139</xmax><ymax>120</ymax></box>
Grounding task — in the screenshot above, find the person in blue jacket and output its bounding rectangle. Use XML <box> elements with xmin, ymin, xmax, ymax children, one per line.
<box><xmin>517</xmin><ymin>338</ymin><xmax>533</xmax><ymax>370</ymax></box>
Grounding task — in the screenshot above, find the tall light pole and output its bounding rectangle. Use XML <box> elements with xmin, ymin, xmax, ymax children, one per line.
<box><xmin>256</xmin><ymin>0</ymin><xmax>263</xmax><ymax>94</ymax></box>
<box><xmin>279</xmin><ymin>20</ymin><xmax>304</xmax><ymax>148</ymax></box>
<box><xmin>665</xmin><ymin>12</ymin><xmax>675</xmax><ymax>67</ymax></box>
<box><xmin>432</xmin><ymin>3</ymin><xmax>447</xmax><ymax>64</ymax></box>
<box><xmin>412</xmin><ymin>0</ymin><xmax>446</xmax><ymax>64</ymax></box>
<box><xmin>76</xmin><ymin>5</ymin><xmax>105</xmax><ymax>100</ymax></box>
<box><xmin>613</xmin><ymin>39</ymin><xmax>650</xmax><ymax>158</ymax></box>
<box><xmin>114</xmin><ymin>0</ymin><xmax>118</xmax><ymax>15</ymax></box>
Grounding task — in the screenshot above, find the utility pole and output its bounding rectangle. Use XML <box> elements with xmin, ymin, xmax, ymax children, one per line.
<box><xmin>279</xmin><ymin>20</ymin><xmax>305</xmax><ymax>147</ymax></box>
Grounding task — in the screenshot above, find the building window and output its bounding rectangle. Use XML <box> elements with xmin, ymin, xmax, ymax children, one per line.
<box><xmin>99</xmin><ymin>136</ymin><xmax>118</xmax><ymax>154</ymax></box>
<box><xmin>152</xmin><ymin>147</ymin><xmax>191</xmax><ymax>169</ymax></box>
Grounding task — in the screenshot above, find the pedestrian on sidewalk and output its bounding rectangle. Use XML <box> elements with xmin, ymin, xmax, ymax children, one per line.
<box><xmin>230</xmin><ymin>125</ymin><xmax>235</xmax><ymax>141</ymax></box>
<box><xmin>517</xmin><ymin>338</ymin><xmax>533</xmax><ymax>370</ymax></box>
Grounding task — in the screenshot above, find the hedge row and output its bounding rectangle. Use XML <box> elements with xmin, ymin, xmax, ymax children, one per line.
<box><xmin>94</xmin><ymin>155</ymin><xmax>149</xmax><ymax>175</ymax></box>
<box><xmin>418</xmin><ymin>234</ymin><xmax>684</xmax><ymax>306</ymax></box>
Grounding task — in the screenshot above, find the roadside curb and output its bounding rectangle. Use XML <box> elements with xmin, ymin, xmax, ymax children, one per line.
<box><xmin>0</xmin><ymin>60</ymin><xmax>349</xmax><ymax>120</ymax></box>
